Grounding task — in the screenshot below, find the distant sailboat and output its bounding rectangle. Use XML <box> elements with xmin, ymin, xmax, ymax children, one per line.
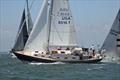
<box><xmin>13</xmin><ymin>0</ymin><xmax>103</xmax><ymax>63</ymax></box>
<box><xmin>101</xmin><ymin>9</ymin><xmax>120</xmax><ymax>61</ymax></box>
<box><xmin>11</xmin><ymin>0</ymin><xmax>33</xmax><ymax>56</ymax></box>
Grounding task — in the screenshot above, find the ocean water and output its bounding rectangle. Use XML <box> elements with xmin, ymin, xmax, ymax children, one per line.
<box><xmin>0</xmin><ymin>52</ymin><xmax>120</xmax><ymax>80</ymax></box>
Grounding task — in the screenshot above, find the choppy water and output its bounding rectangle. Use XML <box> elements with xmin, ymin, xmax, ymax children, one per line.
<box><xmin>0</xmin><ymin>52</ymin><xmax>120</xmax><ymax>80</ymax></box>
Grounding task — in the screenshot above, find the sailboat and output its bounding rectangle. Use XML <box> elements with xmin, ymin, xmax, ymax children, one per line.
<box><xmin>13</xmin><ymin>0</ymin><xmax>103</xmax><ymax>63</ymax></box>
<box><xmin>10</xmin><ymin>0</ymin><xmax>33</xmax><ymax>53</ymax></box>
<box><xmin>101</xmin><ymin>9</ymin><xmax>120</xmax><ymax>61</ymax></box>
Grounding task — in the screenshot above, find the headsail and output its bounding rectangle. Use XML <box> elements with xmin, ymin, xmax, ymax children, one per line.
<box><xmin>102</xmin><ymin>9</ymin><xmax>120</xmax><ymax>55</ymax></box>
<box><xmin>49</xmin><ymin>0</ymin><xmax>77</xmax><ymax>48</ymax></box>
<box><xmin>24</xmin><ymin>0</ymin><xmax>49</xmax><ymax>52</ymax></box>
<box><xmin>13</xmin><ymin>9</ymin><xmax>28</xmax><ymax>51</ymax></box>
<box><xmin>26</xmin><ymin>0</ymin><xmax>33</xmax><ymax>35</ymax></box>
<box><xmin>13</xmin><ymin>0</ymin><xmax>33</xmax><ymax>51</ymax></box>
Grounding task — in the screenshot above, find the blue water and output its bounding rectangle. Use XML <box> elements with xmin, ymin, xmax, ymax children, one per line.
<box><xmin>0</xmin><ymin>52</ymin><xmax>120</xmax><ymax>80</ymax></box>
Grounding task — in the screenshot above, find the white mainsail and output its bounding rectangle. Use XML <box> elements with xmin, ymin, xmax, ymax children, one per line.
<box><xmin>49</xmin><ymin>0</ymin><xmax>77</xmax><ymax>48</ymax></box>
<box><xmin>24</xmin><ymin>0</ymin><xmax>49</xmax><ymax>52</ymax></box>
<box><xmin>102</xmin><ymin>9</ymin><xmax>120</xmax><ymax>54</ymax></box>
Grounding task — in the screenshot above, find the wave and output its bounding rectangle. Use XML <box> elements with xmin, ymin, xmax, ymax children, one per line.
<box><xmin>91</xmin><ymin>63</ymin><xmax>106</xmax><ymax>66</ymax></box>
<box><xmin>29</xmin><ymin>62</ymin><xmax>65</xmax><ymax>65</ymax></box>
<box><xmin>102</xmin><ymin>52</ymin><xmax>120</xmax><ymax>63</ymax></box>
<box><xmin>87</xmin><ymin>66</ymin><xmax>103</xmax><ymax>71</ymax></box>
<box><xmin>117</xmin><ymin>62</ymin><xmax>120</xmax><ymax>64</ymax></box>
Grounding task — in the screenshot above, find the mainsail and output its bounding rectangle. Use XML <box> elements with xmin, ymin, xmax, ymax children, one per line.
<box><xmin>102</xmin><ymin>9</ymin><xmax>120</xmax><ymax>55</ymax></box>
<box><xmin>13</xmin><ymin>9</ymin><xmax>28</xmax><ymax>51</ymax></box>
<box><xmin>49</xmin><ymin>0</ymin><xmax>77</xmax><ymax>47</ymax></box>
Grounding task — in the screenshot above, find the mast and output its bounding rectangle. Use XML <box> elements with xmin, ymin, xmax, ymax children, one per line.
<box><xmin>47</xmin><ymin>0</ymin><xmax>53</xmax><ymax>52</ymax></box>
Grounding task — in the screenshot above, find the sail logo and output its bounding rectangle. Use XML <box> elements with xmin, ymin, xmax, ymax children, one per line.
<box><xmin>62</xmin><ymin>17</ymin><xmax>71</xmax><ymax>20</ymax></box>
<box><xmin>60</xmin><ymin>8</ymin><xmax>69</xmax><ymax>11</ymax></box>
<box><xmin>57</xmin><ymin>8</ymin><xmax>71</xmax><ymax>24</ymax></box>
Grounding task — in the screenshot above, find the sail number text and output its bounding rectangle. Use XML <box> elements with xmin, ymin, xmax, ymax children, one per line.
<box><xmin>57</xmin><ymin>8</ymin><xmax>72</xmax><ymax>24</ymax></box>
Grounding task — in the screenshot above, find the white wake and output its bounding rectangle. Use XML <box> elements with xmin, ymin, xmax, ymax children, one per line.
<box><xmin>102</xmin><ymin>52</ymin><xmax>120</xmax><ymax>63</ymax></box>
<box><xmin>29</xmin><ymin>62</ymin><xmax>65</xmax><ymax>65</ymax></box>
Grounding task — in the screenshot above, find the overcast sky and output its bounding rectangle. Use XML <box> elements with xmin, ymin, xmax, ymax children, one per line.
<box><xmin>0</xmin><ymin>0</ymin><xmax>120</xmax><ymax>52</ymax></box>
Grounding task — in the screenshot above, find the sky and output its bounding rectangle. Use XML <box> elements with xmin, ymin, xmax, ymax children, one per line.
<box><xmin>0</xmin><ymin>0</ymin><xmax>120</xmax><ymax>52</ymax></box>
